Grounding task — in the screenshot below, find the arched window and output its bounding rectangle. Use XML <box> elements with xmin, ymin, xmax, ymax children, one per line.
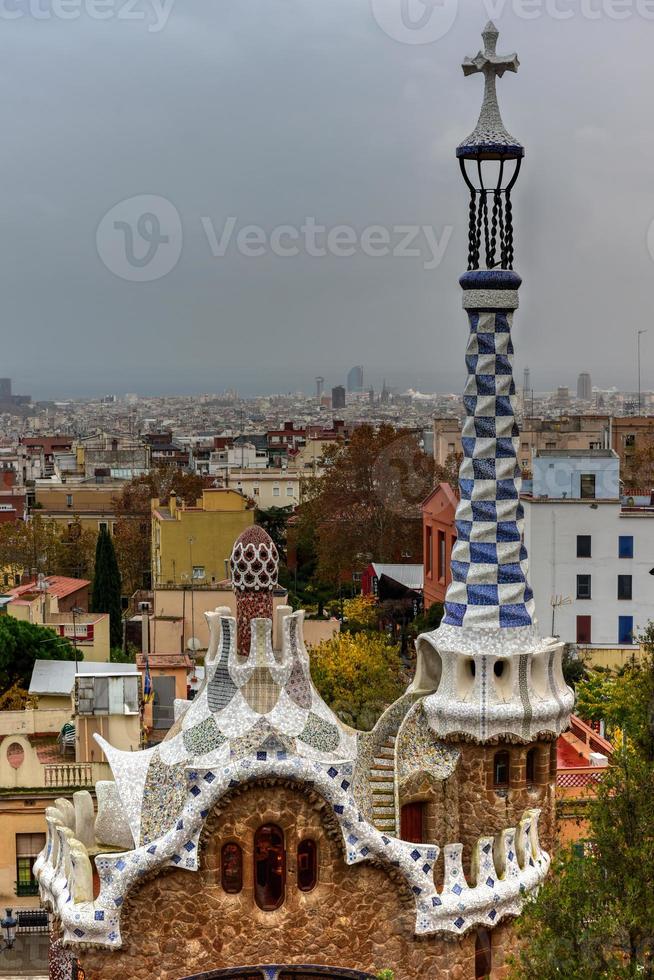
<box><xmin>493</xmin><ymin>750</ymin><xmax>510</xmax><ymax>789</ymax></box>
<box><xmin>475</xmin><ymin>927</ymin><xmax>492</xmax><ymax>979</ymax></box>
<box><xmin>254</xmin><ymin>824</ymin><xmax>285</xmax><ymax>910</ymax></box>
<box><xmin>297</xmin><ymin>839</ymin><xmax>318</xmax><ymax>892</ymax></box>
<box><xmin>400</xmin><ymin>801</ymin><xmax>427</xmax><ymax>843</ymax></box>
<box><xmin>221</xmin><ymin>842</ymin><xmax>243</xmax><ymax>894</ymax></box>
<box><xmin>526</xmin><ymin>747</ymin><xmax>538</xmax><ymax>785</ymax></box>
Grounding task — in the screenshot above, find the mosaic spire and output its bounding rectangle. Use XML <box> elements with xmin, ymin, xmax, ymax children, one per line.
<box><xmin>414</xmin><ymin>23</ymin><xmax>573</xmax><ymax>742</ymax></box>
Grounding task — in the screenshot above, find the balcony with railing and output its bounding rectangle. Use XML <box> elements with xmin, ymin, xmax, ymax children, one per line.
<box><xmin>44</xmin><ymin>763</ymin><xmax>93</xmax><ymax>788</ymax></box>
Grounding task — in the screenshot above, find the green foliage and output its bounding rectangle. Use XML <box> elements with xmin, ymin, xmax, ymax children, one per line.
<box><xmin>92</xmin><ymin>529</ymin><xmax>123</xmax><ymax>648</ymax></box>
<box><xmin>562</xmin><ymin>646</ymin><xmax>588</xmax><ymax>690</ymax></box>
<box><xmin>0</xmin><ymin>616</ymin><xmax>77</xmax><ymax>691</ymax></box>
<box><xmin>509</xmin><ymin>628</ymin><xmax>654</xmax><ymax>979</ymax></box>
<box><xmin>411</xmin><ymin>602</ymin><xmax>444</xmax><ymax>636</ymax></box>
<box><xmin>255</xmin><ymin>506</ymin><xmax>293</xmax><ymax>562</ymax></box>
<box><xmin>110</xmin><ymin>645</ymin><xmax>135</xmax><ymax>664</ymax></box>
<box><xmin>375</xmin><ymin>971</ymin><xmax>395</xmax><ymax>980</ymax></box>
<box><xmin>310</xmin><ymin>630</ymin><xmax>406</xmax><ymax>730</ymax></box>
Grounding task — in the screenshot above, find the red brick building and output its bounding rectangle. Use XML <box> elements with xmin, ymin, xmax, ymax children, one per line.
<box><xmin>422</xmin><ymin>483</ymin><xmax>458</xmax><ymax>610</ymax></box>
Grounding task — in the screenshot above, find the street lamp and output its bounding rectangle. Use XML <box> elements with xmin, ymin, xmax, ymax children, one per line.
<box><xmin>0</xmin><ymin>908</ymin><xmax>17</xmax><ymax>950</ymax></box>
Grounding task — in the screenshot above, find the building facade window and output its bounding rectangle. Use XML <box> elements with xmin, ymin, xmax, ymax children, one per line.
<box><xmin>576</xmin><ymin>574</ymin><xmax>592</xmax><ymax>600</ymax></box>
<box><xmin>220</xmin><ymin>843</ymin><xmax>243</xmax><ymax>894</ymax></box>
<box><xmin>619</xmin><ymin>616</ymin><xmax>634</xmax><ymax>645</ymax></box>
<box><xmin>576</xmin><ymin>535</ymin><xmax>591</xmax><ymax>558</ymax></box>
<box><xmin>273</xmin><ymin>486</ymin><xmax>280</xmax><ymax>497</ymax></box>
<box><xmin>16</xmin><ymin>833</ymin><xmax>46</xmax><ymax>897</ymax></box>
<box><xmin>426</xmin><ymin>526</ymin><xmax>433</xmax><ymax>577</ymax></box>
<box><xmin>254</xmin><ymin>824</ymin><xmax>285</xmax><ymax>911</ymax></box>
<box><xmin>400</xmin><ymin>802</ymin><xmax>427</xmax><ymax>843</ymax></box>
<box><xmin>576</xmin><ymin>615</ymin><xmax>592</xmax><ymax>644</ymax></box>
<box><xmin>526</xmin><ymin>747</ymin><xmax>537</xmax><ymax>785</ymax></box>
<box><xmin>286</xmin><ymin>486</ymin><xmax>294</xmax><ymax>497</ymax></box>
<box><xmin>475</xmin><ymin>927</ymin><xmax>492</xmax><ymax>979</ymax></box>
<box><xmin>437</xmin><ymin>531</ymin><xmax>446</xmax><ymax>583</ymax></box>
<box><xmin>618</xmin><ymin>575</ymin><xmax>632</xmax><ymax>600</ymax></box>
<box><xmin>296</xmin><ymin>839</ymin><xmax>318</xmax><ymax>892</ymax></box>
<box><xmin>619</xmin><ymin>535</ymin><xmax>634</xmax><ymax>559</ymax></box>
<box><xmin>580</xmin><ymin>473</ymin><xmax>596</xmax><ymax>499</ymax></box>
<box><xmin>493</xmin><ymin>750</ymin><xmax>510</xmax><ymax>789</ymax></box>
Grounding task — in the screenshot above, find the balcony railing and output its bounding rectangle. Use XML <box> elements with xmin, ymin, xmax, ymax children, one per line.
<box><xmin>44</xmin><ymin>763</ymin><xmax>93</xmax><ymax>788</ymax></box>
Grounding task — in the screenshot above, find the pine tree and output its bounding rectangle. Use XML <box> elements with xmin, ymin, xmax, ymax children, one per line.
<box><xmin>92</xmin><ymin>528</ymin><xmax>123</xmax><ymax>648</ymax></box>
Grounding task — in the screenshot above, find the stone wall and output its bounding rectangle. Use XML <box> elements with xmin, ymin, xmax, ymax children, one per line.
<box><xmin>80</xmin><ymin>783</ymin><xmax>519</xmax><ymax>980</ymax></box>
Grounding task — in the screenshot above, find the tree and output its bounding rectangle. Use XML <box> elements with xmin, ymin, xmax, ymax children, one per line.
<box><xmin>255</xmin><ymin>505</ymin><xmax>293</xmax><ymax>563</ymax></box>
<box><xmin>310</xmin><ymin>630</ymin><xmax>407</xmax><ymax>731</ymax></box>
<box><xmin>113</xmin><ymin>517</ymin><xmax>150</xmax><ymax>596</ymax></box>
<box><xmin>509</xmin><ymin>628</ymin><xmax>654</xmax><ymax>979</ymax></box>
<box><xmin>92</xmin><ymin>528</ymin><xmax>123</xmax><ymax>648</ymax></box>
<box><xmin>297</xmin><ymin>425</ymin><xmax>436</xmax><ymax>586</ymax></box>
<box><xmin>0</xmin><ymin>617</ymin><xmax>77</xmax><ymax>691</ymax></box>
<box><xmin>57</xmin><ymin>519</ymin><xmax>97</xmax><ymax>580</ymax></box>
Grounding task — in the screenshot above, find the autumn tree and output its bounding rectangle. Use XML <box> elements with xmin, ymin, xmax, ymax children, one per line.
<box><xmin>297</xmin><ymin>425</ymin><xmax>436</xmax><ymax>586</ymax></box>
<box><xmin>57</xmin><ymin>519</ymin><xmax>97</xmax><ymax>580</ymax></box>
<box><xmin>310</xmin><ymin>630</ymin><xmax>407</xmax><ymax>730</ymax></box>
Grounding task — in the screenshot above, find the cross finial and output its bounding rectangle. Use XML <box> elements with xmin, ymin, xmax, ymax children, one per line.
<box><xmin>457</xmin><ymin>22</ymin><xmax>523</xmax><ymax>160</ymax></box>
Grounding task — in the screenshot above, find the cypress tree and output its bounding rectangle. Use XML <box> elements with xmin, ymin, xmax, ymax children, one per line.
<box><xmin>92</xmin><ymin>528</ymin><xmax>123</xmax><ymax>649</ymax></box>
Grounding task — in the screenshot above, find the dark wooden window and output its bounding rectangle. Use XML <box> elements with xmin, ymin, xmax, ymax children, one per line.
<box><xmin>16</xmin><ymin>833</ymin><xmax>45</xmax><ymax>897</ymax></box>
<box><xmin>297</xmin><ymin>839</ymin><xmax>318</xmax><ymax>892</ymax></box>
<box><xmin>618</xmin><ymin>575</ymin><xmax>632</xmax><ymax>600</ymax></box>
<box><xmin>493</xmin><ymin>750</ymin><xmax>510</xmax><ymax>789</ymax></box>
<box><xmin>577</xmin><ymin>535</ymin><xmax>591</xmax><ymax>558</ymax></box>
<box><xmin>475</xmin><ymin>927</ymin><xmax>492</xmax><ymax>979</ymax></box>
<box><xmin>221</xmin><ymin>842</ymin><xmax>243</xmax><ymax>894</ymax></box>
<box><xmin>577</xmin><ymin>574</ymin><xmax>591</xmax><ymax>600</ymax></box>
<box><xmin>254</xmin><ymin>824</ymin><xmax>285</xmax><ymax>910</ymax></box>
<box><xmin>526</xmin><ymin>747</ymin><xmax>537</xmax><ymax>785</ymax></box>
<box><xmin>577</xmin><ymin>615</ymin><xmax>591</xmax><ymax>644</ymax></box>
<box><xmin>580</xmin><ymin>473</ymin><xmax>596</xmax><ymax>499</ymax></box>
<box><xmin>400</xmin><ymin>801</ymin><xmax>426</xmax><ymax>843</ymax></box>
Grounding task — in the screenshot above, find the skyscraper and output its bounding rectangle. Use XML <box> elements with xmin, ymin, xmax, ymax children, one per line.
<box><xmin>331</xmin><ymin>385</ymin><xmax>346</xmax><ymax>409</ymax></box>
<box><xmin>577</xmin><ymin>372</ymin><xmax>592</xmax><ymax>401</ymax></box>
<box><xmin>346</xmin><ymin>365</ymin><xmax>363</xmax><ymax>392</ymax></box>
<box><xmin>0</xmin><ymin>379</ymin><xmax>11</xmax><ymax>401</ymax></box>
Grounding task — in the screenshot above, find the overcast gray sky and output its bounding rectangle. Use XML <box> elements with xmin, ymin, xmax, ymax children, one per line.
<box><xmin>2</xmin><ymin>0</ymin><xmax>653</xmax><ymax>398</ymax></box>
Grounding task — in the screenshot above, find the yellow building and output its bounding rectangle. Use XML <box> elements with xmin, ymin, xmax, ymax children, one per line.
<box><xmin>151</xmin><ymin>488</ymin><xmax>253</xmax><ymax>587</ymax></box>
<box><xmin>34</xmin><ymin>479</ymin><xmax>127</xmax><ymax>535</ymax></box>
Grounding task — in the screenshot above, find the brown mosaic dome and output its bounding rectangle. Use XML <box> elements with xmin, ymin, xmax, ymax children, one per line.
<box><xmin>230</xmin><ymin>525</ymin><xmax>279</xmax><ymax>592</ymax></box>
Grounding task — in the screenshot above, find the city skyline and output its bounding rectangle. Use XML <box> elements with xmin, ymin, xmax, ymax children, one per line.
<box><xmin>0</xmin><ymin>3</ymin><xmax>653</xmax><ymax>398</ymax></box>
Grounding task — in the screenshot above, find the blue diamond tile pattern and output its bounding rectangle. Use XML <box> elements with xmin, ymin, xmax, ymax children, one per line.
<box><xmin>444</xmin><ymin>310</ymin><xmax>535</xmax><ymax>630</ymax></box>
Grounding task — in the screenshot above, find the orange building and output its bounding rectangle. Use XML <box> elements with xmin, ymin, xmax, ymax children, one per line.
<box><xmin>556</xmin><ymin>715</ymin><xmax>613</xmax><ymax>845</ymax></box>
<box><xmin>422</xmin><ymin>483</ymin><xmax>458</xmax><ymax>610</ymax></box>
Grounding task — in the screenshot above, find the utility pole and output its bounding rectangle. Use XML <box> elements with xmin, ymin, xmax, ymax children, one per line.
<box><xmin>638</xmin><ymin>330</ymin><xmax>647</xmax><ymax>414</ymax></box>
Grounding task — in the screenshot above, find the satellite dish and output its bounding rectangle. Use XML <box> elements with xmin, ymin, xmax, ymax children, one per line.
<box><xmin>187</xmin><ymin>637</ymin><xmax>201</xmax><ymax>653</ymax></box>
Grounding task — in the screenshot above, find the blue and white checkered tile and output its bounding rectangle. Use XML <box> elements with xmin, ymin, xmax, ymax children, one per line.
<box><xmin>444</xmin><ymin>307</ymin><xmax>535</xmax><ymax>630</ymax></box>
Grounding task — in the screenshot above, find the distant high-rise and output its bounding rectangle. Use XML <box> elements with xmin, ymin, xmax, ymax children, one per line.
<box><xmin>577</xmin><ymin>372</ymin><xmax>592</xmax><ymax>401</ymax></box>
<box><xmin>315</xmin><ymin>377</ymin><xmax>324</xmax><ymax>401</ymax></box>
<box><xmin>331</xmin><ymin>385</ymin><xmax>346</xmax><ymax>409</ymax></box>
<box><xmin>0</xmin><ymin>378</ymin><xmax>11</xmax><ymax>401</ymax></box>
<box><xmin>556</xmin><ymin>386</ymin><xmax>570</xmax><ymax>409</ymax></box>
<box><xmin>347</xmin><ymin>365</ymin><xmax>364</xmax><ymax>393</ymax></box>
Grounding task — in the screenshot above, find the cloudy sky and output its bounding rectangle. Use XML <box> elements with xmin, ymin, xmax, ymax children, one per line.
<box><xmin>2</xmin><ymin>0</ymin><xmax>653</xmax><ymax>398</ymax></box>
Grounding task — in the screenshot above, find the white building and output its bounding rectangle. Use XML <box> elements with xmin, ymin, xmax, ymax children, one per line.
<box><xmin>522</xmin><ymin>450</ymin><xmax>654</xmax><ymax>648</ymax></box>
<box><xmin>208</xmin><ymin>443</ymin><xmax>268</xmax><ymax>477</ymax></box>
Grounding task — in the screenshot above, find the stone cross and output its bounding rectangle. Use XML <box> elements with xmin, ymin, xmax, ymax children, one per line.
<box><xmin>461</xmin><ymin>22</ymin><xmax>519</xmax><ymax>149</ymax></box>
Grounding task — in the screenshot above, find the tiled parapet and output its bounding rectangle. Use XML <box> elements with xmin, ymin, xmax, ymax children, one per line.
<box><xmin>36</xmin><ymin>750</ymin><xmax>550</xmax><ymax>948</ymax></box>
<box><xmin>416</xmin><ymin>625</ymin><xmax>574</xmax><ymax>741</ymax></box>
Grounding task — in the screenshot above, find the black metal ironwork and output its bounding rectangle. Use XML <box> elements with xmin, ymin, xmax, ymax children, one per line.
<box><xmin>459</xmin><ymin>155</ymin><xmax>521</xmax><ymax>270</ymax></box>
